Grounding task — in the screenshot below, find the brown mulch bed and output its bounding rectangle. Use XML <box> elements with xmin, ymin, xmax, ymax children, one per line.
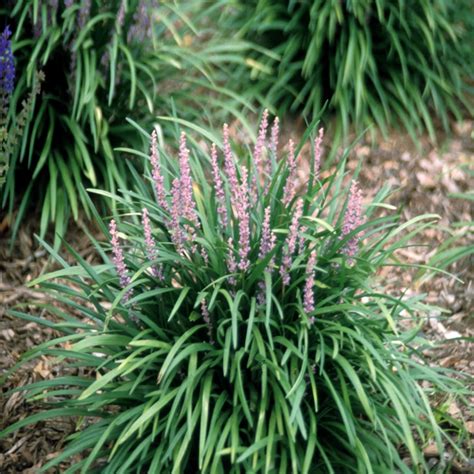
<box><xmin>0</xmin><ymin>219</ymin><xmax>98</xmax><ymax>473</ymax></box>
<box><xmin>0</xmin><ymin>120</ymin><xmax>473</xmax><ymax>472</ymax></box>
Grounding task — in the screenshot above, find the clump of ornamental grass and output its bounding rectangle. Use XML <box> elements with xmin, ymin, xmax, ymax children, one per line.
<box><xmin>1</xmin><ymin>111</ymin><xmax>469</xmax><ymax>472</ymax></box>
<box><xmin>226</xmin><ymin>0</ymin><xmax>473</xmax><ymax>143</ymax></box>
<box><xmin>0</xmin><ymin>0</ymin><xmax>251</xmax><ymax>246</ymax></box>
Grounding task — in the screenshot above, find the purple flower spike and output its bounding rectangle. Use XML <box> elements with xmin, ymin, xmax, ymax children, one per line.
<box><xmin>341</xmin><ymin>181</ymin><xmax>363</xmax><ymax>259</ymax></box>
<box><xmin>170</xmin><ymin>177</ymin><xmax>184</xmax><ymax>253</ymax></box>
<box><xmin>178</xmin><ymin>132</ymin><xmax>197</xmax><ymax>224</ymax></box>
<box><xmin>298</xmin><ymin>226</ymin><xmax>307</xmax><ymax>254</ymax></box>
<box><xmin>257</xmin><ymin>206</ymin><xmax>277</xmax><ymax>305</ymax></box>
<box><xmin>211</xmin><ymin>143</ymin><xmax>228</xmax><ymax>228</ymax></box>
<box><xmin>117</xmin><ymin>0</ymin><xmax>126</xmax><ymax>28</ymax></box>
<box><xmin>253</xmin><ymin>109</ymin><xmax>269</xmax><ymax>164</ymax></box>
<box><xmin>178</xmin><ymin>132</ymin><xmax>200</xmax><ymax>253</ymax></box>
<box><xmin>237</xmin><ymin>166</ymin><xmax>251</xmax><ymax>271</ymax></box>
<box><xmin>109</xmin><ymin>219</ymin><xmax>133</xmax><ymax>302</ymax></box>
<box><xmin>258</xmin><ymin>206</ymin><xmax>276</xmax><ymax>263</ymax></box>
<box><xmin>282</xmin><ymin>139</ymin><xmax>297</xmax><ymax>207</ymax></box>
<box><xmin>168</xmin><ymin>133</ymin><xmax>200</xmax><ymax>254</ymax></box>
<box><xmin>142</xmin><ymin>208</ymin><xmax>164</xmax><ymax>280</ymax></box>
<box><xmin>303</xmin><ymin>250</ymin><xmax>317</xmax><ymax>317</ymax></box>
<box><xmin>313</xmin><ymin>128</ymin><xmax>324</xmax><ymax>180</ymax></box>
<box><xmin>264</xmin><ymin>116</ymin><xmax>279</xmax><ymax>194</ymax></box>
<box><xmin>150</xmin><ymin>129</ymin><xmax>168</xmax><ymax>211</ymax></box>
<box><xmin>269</xmin><ymin>116</ymin><xmax>280</xmax><ymax>156</ymax></box>
<box><xmin>280</xmin><ymin>198</ymin><xmax>304</xmax><ymax>286</ymax></box>
<box><xmin>0</xmin><ymin>25</ymin><xmax>15</xmax><ymax>115</ymax></box>
<box><xmin>252</xmin><ymin>109</ymin><xmax>269</xmax><ymax>197</ymax></box>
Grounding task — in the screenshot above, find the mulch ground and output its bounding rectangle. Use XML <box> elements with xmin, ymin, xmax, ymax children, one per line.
<box><xmin>0</xmin><ymin>120</ymin><xmax>473</xmax><ymax>472</ymax></box>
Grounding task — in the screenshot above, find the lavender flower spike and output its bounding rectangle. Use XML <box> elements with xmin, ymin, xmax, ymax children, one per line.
<box><xmin>313</xmin><ymin>127</ymin><xmax>324</xmax><ymax>180</ymax></box>
<box><xmin>178</xmin><ymin>132</ymin><xmax>198</xmax><ymax>226</ymax></box>
<box><xmin>282</xmin><ymin>139</ymin><xmax>297</xmax><ymax>207</ymax></box>
<box><xmin>257</xmin><ymin>206</ymin><xmax>277</xmax><ymax>305</ymax></box>
<box><xmin>341</xmin><ymin>181</ymin><xmax>363</xmax><ymax>259</ymax></box>
<box><xmin>269</xmin><ymin>116</ymin><xmax>280</xmax><ymax>156</ymax></box>
<box><xmin>117</xmin><ymin>0</ymin><xmax>126</xmax><ymax>29</ymax></box>
<box><xmin>264</xmin><ymin>116</ymin><xmax>279</xmax><ymax>194</ymax></box>
<box><xmin>170</xmin><ymin>177</ymin><xmax>184</xmax><ymax>253</ymax></box>
<box><xmin>303</xmin><ymin>250</ymin><xmax>317</xmax><ymax>319</ymax></box>
<box><xmin>211</xmin><ymin>143</ymin><xmax>228</xmax><ymax>227</ymax></box>
<box><xmin>109</xmin><ymin>219</ymin><xmax>133</xmax><ymax>301</ymax></box>
<box><xmin>258</xmin><ymin>206</ymin><xmax>276</xmax><ymax>263</ymax></box>
<box><xmin>280</xmin><ymin>198</ymin><xmax>303</xmax><ymax>286</ymax></box>
<box><xmin>150</xmin><ymin>129</ymin><xmax>168</xmax><ymax>211</ymax></box>
<box><xmin>142</xmin><ymin>208</ymin><xmax>164</xmax><ymax>280</ymax></box>
<box><xmin>237</xmin><ymin>166</ymin><xmax>251</xmax><ymax>271</ymax></box>
<box><xmin>178</xmin><ymin>132</ymin><xmax>200</xmax><ymax>254</ymax></box>
<box><xmin>252</xmin><ymin>109</ymin><xmax>269</xmax><ymax>197</ymax></box>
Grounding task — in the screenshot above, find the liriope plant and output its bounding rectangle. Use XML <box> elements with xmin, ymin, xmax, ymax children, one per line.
<box><xmin>0</xmin><ymin>0</ymin><xmax>252</xmax><ymax>246</ymax></box>
<box><xmin>226</xmin><ymin>0</ymin><xmax>473</xmax><ymax>143</ymax></box>
<box><xmin>1</xmin><ymin>111</ymin><xmax>468</xmax><ymax>472</ymax></box>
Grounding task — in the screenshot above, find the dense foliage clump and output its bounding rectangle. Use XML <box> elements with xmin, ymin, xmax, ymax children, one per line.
<box><xmin>1</xmin><ymin>113</ymin><xmax>467</xmax><ymax>473</ymax></box>
<box><xmin>0</xmin><ymin>0</ymin><xmax>249</xmax><ymax>244</ymax></box>
<box><xmin>229</xmin><ymin>0</ymin><xmax>473</xmax><ymax>141</ymax></box>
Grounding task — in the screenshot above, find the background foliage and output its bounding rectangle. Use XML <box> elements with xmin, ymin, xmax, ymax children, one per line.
<box><xmin>0</xmin><ymin>117</ymin><xmax>468</xmax><ymax>472</ymax></box>
<box><xmin>225</xmin><ymin>0</ymin><xmax>474</xmax><ymax>142</ymax></box>
<box><xmin>0</xmin><ymin>0</ymin><xmax>252</xmax><ymax>246</ymax></box>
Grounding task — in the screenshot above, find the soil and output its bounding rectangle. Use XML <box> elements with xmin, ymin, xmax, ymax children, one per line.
<box><xmin>0</xmin><ymin>120</ymin><xmax>473</xmax><ymax>473</ymax></box>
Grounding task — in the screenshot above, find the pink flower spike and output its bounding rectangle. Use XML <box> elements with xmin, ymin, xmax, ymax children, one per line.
<box><xmin>258</xmin><ymin>206</ymin><xmax>276</xmax><ymax>263</ymax></box>
<box><xmin>282</xmin><ymin>139</ymin><xmax>297</xmax><ymax>207</ymax></box>
<box><xmin>237</xmin><ymin>166</ymin><xmax>251</xmax><ymax>272</ymax></box>
<box><xmin>252</xmin><ymin>109</ymin><xmax>269</xmax><ymax>198</ymax></box>
<box><xmin>253</xmin><ymin>109</ymin><xmax>269</xmax><ymax>165</ymax></box>
<box><xmin>257</xmin><ymin>206</ymin><xmax>277</xmax><ymax>304</ymax></box>
<box><xmin>313</xmin><ymin>127</ymin><xmax>324</xmax><ymax>180</ymax></box>
<box><xmin>298</xmin><ymin>226</ymin><xmax>307</xmax><ymax>254</ymax></box>
<box><xmin>303</xmin><ymin>250</ymin><xmax>317</xmax><ymax>315</ymax></box>
<box><xmin>211</xmin><ymin>143</ymin><xmax>228</xmax><ymax>228</ymax></box>
<box><xmin>269</xmin><ymin>116</ymin><xmax>280</xmax><ymax>156</ymax></box>
<box><xmin>142</xmin><ymin>208</ymin><xmax>164</xmax><ymax>280</ymax></box>
<box><xmin>341</xmin><ymin>180</ymin><xmax>363</xmax><ymax>260</ymax></box>
<box><xmin>178</xmin><ymin>132</ymin><xmax>199</xmax><ymax>228</ymax></box>
<box><xmin>264</xmin><ymin>116</ymin><xmax>279</xmax><ymax>194</ymax></box>
<box><xmin>170</xmin><ymin>177</ymin><xmax>184</xmax><ymax>254</ymax></box>
<box><xmin>109</xmin><ymin>219</ymin><xmax>132</xmax><ymax>301</ymax></box>
<box><xmin>150</xmin><ymin>129</ymin><xmax>168</xmax><ymax>211</ymax></box>
<box><xmin>280</xmin><ymin>198</ymin><xmax>304</xmax><ymax>286</ymax></box>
